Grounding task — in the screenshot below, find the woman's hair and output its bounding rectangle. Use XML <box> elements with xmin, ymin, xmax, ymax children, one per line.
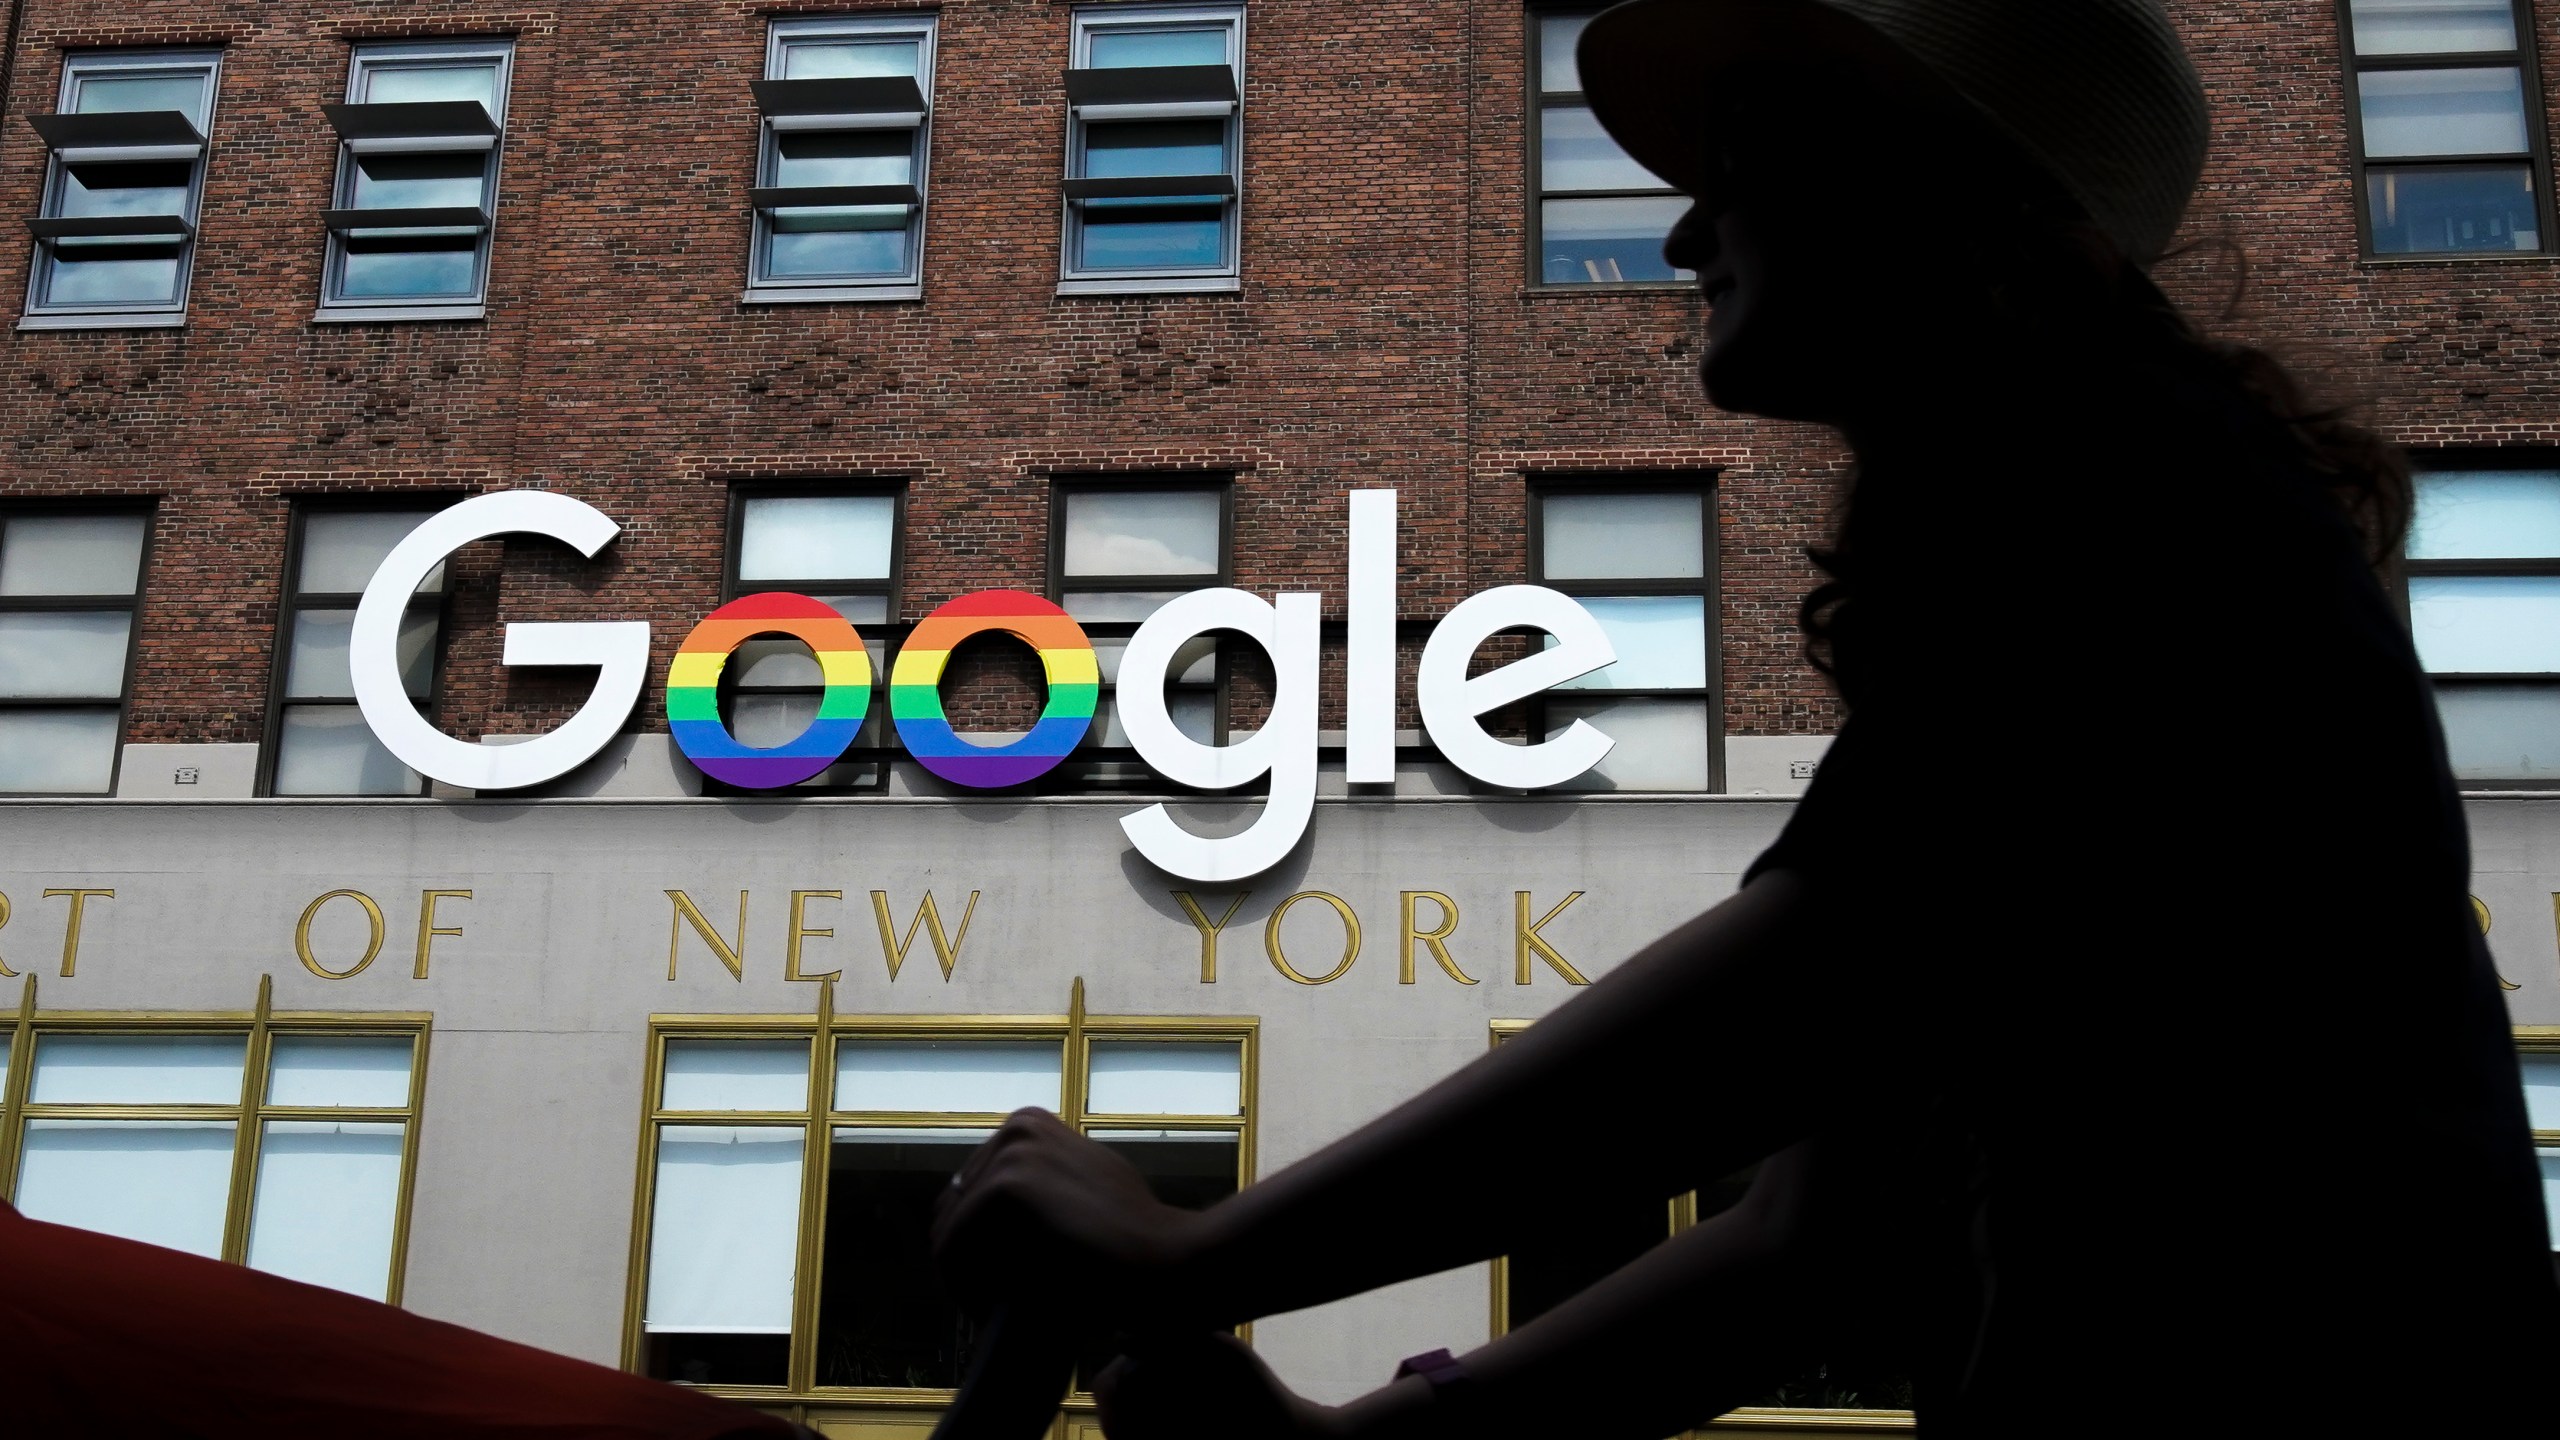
<box><xmin>1798</xmin><ymin>163</ymin><xmax>2413</xmax><ymax>682</ymax></box>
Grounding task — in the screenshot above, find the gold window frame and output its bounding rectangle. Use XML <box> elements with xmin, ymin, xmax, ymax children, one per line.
<box><xmin>0</xmin><ymin>974</ymin><xmax>431</xmax><ymax>1305</ymax></box>
<box><xmin>621</xmin><ymin>980</ymin><xmax>1258</xmax><ymax>1436</ymax></box>
<box><xmin>1486</xmin><ymin>1019</ymin><xmax>1914</xmax><ymax>1434</ymax></box>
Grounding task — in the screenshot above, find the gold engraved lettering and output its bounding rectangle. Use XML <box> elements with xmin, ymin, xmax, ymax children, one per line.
<box><xmin>1172</xmin><ymin>890</ymin><xmax>1252</xmax><ymax>984</ymax></box>
<box><xmin>296</xmin><ymin>889</ymin><xmax>385</xmax><ymax>980</ymax></box>
<box><xmin>1514</xmin><ymin>890</ymin><xmax>1589</xmax><ymax>986</ymax></box>
<box><xmin>666</xmin><ymin>890</ymin><xmax>749</xmax><ymax>982</ymax></box>
<box><xmin>0</xmin><ymin>891</ymin><xmax>14</xmax><ymax>980</ymax></box>
<box><xmin>1399</xmin><ymin>891</ymin><xmax>1474</xmax><ymax>985</ymax></box>
<box><xmin>787</xmin><ymin>890</ymin><xmax>844</xmax><ymax>983</ymax></box>
<box><xmin>2476</xmin><ymin>896</ymin><xmax>2521</xmax><ymax>991</ymax></box>
<box><xmin>45</xmin><ymin>888</ymin><xmax>113</xmax><ymax>979</ymax></box>
<box><xmin>871</xmin><ymin>891</ymin><xmax>979</xmax><ymax>981</ymax></box>
<box><xmin>1265</xmin><ymin>891</ymin><xmax>1360</xmax><ymax>986</ymax></box>
<box><xmin>414</xmin><ymin>890</ymin><xmax>470</xmax><ymax>980</ymax></box>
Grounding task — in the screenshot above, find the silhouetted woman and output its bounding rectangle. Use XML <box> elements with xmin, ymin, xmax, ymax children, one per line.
<box><xmin>936</xmin><ymin>1</ymin><xmax>2560</xmax><ymax>1430</ymax></box>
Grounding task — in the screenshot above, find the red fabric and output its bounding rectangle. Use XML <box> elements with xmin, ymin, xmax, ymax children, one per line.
<box><xmin>0</xmin><ymin>1199</ymin><xmax>799</xmax><ymax>1440</ymax></box>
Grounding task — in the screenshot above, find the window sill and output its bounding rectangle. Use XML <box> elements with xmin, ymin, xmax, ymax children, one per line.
<box><xmin>1521</xmin><ymin>282</ymin><xmax>1699</xmax><ymax>298</ymax></box>
<box><xmin>740</xmin><ymin>283</ymin><xmax>922</xmax><ymax>304</ymax></box>
<box><xmin>2356</xmin><ymin>252</ymin><xmax>2560</xmax><ymax>269</ymax></box>
<box><xmin>1056</xmin><ymin>274</ymin><xmax>1240</xmax><ymax>297</ymax></box>
<box><xmin>17</xmin><ymin>310</ymin><xmax>187</xmax><ymax>330</ymax></box>
<box><xmin>311</xmin><ymin>303</ymin><xmax>487</xmax><ymax>324</ymax></box>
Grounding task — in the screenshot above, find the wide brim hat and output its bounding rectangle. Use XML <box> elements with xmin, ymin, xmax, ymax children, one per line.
<box><xmin>1577</xmin><ymin>0</ymin><xmax>2211</xmax><ymax>267</ymax></box>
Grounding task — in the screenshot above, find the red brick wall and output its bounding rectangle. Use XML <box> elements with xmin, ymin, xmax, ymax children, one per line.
<box><xmin>2</xmin><ymin>1</ymin><xmax>2552</xmax><ymax>758</ymax></box>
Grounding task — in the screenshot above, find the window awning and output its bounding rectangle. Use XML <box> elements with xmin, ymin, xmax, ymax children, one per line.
<box><xmin>1065</xmin><ymin>64</ymin><xmax>1239</xmax><ymax>120</ymax></box>
<box><xmin>1063</xmin><ymin>173</ymin><xmax>1237</xmax><ymax>201</ymax></box>
<box><xmin>749</xmin><ymin>184</ymin><xmax>922</xmax><ymax>211</ymax></box>
<box><xmin>321</xmin><ymin>101</ymin><xmax>499</xmax><ymax>154</ymax></box>
<box><xmin>752</xmin><ymin>76</ymin><xmax>927</xmax><ymax>131</ymax></box>
<box><xmin>26</xmin><ymin>110</ymin><xmax>204</xmax><ymax>163</ymax></box>
<box><xmin>25</xmin><ymin>213</ymin><xmax>194</xmax><ymax>243</ymax></box>
<box><xmin>322</xmin><ymin>206</ymin><xmax>491</xmax><ymax>237</ymax></box>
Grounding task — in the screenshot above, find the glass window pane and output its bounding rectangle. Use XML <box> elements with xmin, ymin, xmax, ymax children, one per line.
<box><xmin>1064</xmin><ymin>491</ymin><xmax>1221</xmax><ymax>577</ymax></box>
<box><xmin>1075</xmin><ymin>203</ymin><xmax>1228</xmax><ymax>272</ymax></box>
<box><xmin>2539</xmin><ymin>1149</ymin><xmax>2560</xmax><ymax>1252</ymax></box>
<box><xmin>74</xmin><ymin>70</ymin><xmax>212</xmax><ymax>123</ymax></box>
<box><xmin>2433</xmin><ymin>683</ymin><xmax>2560</xmax><ymax>780</ymax></box>
<box><xmin>767</xmin><ymin>216</ymin><xmax>911</xmax><ymax>278</ymax></box>
<box><xmin>340</xmin><ymin>234</ymin><xmax>481</xmax><ymax>299</ymax></box>
<box><xmin>2411</xmin><ymin>469</ymin><xmax>2560</xmax><ymax>557</ymax></box>
<box><xmin>2409</xmin><ymin>577</ymin><xmax>2560</xmax><ymax>672</ymax></box>
<box><xmin>740</xmin><ymin>495</ymin><xmax>895</xmax><ymax>583</ymax></box>
<box><xmin>1089</xmin><ymin>689</ymin><xmax>1215</xmax><ymax>748</ymax></box>
<box><xmin>1541</xmin><ymin>195</ymin><xmax>1693</xmax><ymax>285</ymax></box>
<box><xmin>1086</xmin><ymin>1042</ymin><xmax>1241</xmax><ymax>1116</ymax></box>
<box><xmin>0</xmin><ymin>708</ymin><xmax>119</xmax><ymax>793</ymax></box>
<box><xmin>2522</xmin><ymin>1055</ymin><xmax>2560</xmax><ymax>1131</ymax></box>
<box><xmin>0</xmin><ymin>1035</ymin><xmax>10</xmax><ymax>1096</ymax></box>
<box><xmin>782</xmin><ymin>39</ymin><xmax>922</xmax><ymax>79</ymax></box>
<box><xmin>1538</xmin><ymin>14</ymin><xmax>1590</xmax><ymax>93</ymax></box>
<box><xmin>1540</xmin><ymin>105</ymin><xmax>1667</xmax><ymax>192</ymax></box>
<box><xmin>350</xmin><ymin>152</ymin><xmax>486</xmax><ymax>211</ymax></box>
<box><xmin>1083</xmin><ymin>120</ymin><xmax>1226</xmax><ymax>180</ymax></box>
<box><xmin>733</xmin><ymin>637</ymin><xmax>824</xmax><ymax>689</ymax></box>
<box><xmin>285</xmin><ymin>607</ymin><xmax>435</xmax><ymax>701</ymax></box>
<box><xmin>298</xmin><ymin>511</ymin><xmax>442</xmax><ymax>595</ymax></box>
<box><xmin>363</xmin><ymin>61</ymin><xmax>502</xmax><ymax>114</ymax></box>
<box><xmin>273</xmin><ymin>704</ymin><xmax>422</xmax><ymax>796</ymax></box>
<box><xmin>773</xmin><ymin>130</ymin><xmax>913</xmax><ymax>189</ymax></box>
<box><xmin>728</xmin><ymin>690</ymin><xmax>827</xmax><ymax>751</ymax></box>
<box><xmin>664</xmin><ymin>1039</ymin><xmax>811</xmax><ymax>1112</ymax></box>
<box><xmin>643</xmin><ymin>1125</ymin><xmax>803</xmax><ymax>1388</ymax></box>
<box><xmin>2368</xmin><ymin>162</ymin><xmax>2540</xmax><ymax>253</ymax></box>
<box><xmin>1541</xmin><ymin>493</ymin><xmax>1705</xmax><ymax>580</ymax></box>
<box><xmin>1551</xmin><ymin>596</ymin><xmax>1708</xmax><ymax>690</ymax></box>
<box><xmin>32</xmin><ymin>1033</ymin><xmax>245</xmax><ymax>1104</ymax></box>
<box><xmin>1546</xmin><ymin>697</ymin><xmax>1712</xmax><ymax>792</ymax></box>
<box><xmin>266</xmin><ymin>1035</ymin><xmax>413</xmax><ymax>1108</ymax></box>
<box><xmin>59</xmin><ymin>161</ymin><xmax>192</xmax><ymax>221</ymax></box>
<box><xmin>16</xmin><ymin>1118</ymin><xmax>236</xmax><ymax>1257</ymax></box>
<box><xmin>1088</xmin><ymin>27</ymin><xmax>1228</xmax><ymax>69</ymax></box>
<box><xmin>815</xmin><ymin>1127</ymin><xmax>993</xmax><ymax>1387</ymax></box>
<box><xmin>0</xmin><ymin>611</ymin><xmax>131</xmax><ymax>698</ymax></box>
<box><xmin>39</xmin><ymin>250</ymin><xmax>181</xmax><ymax>308</ymax></box>
<box><xmin>1093</xmin><ymin>635</ymin><xmax>1216</xmax><ymax>685</ymax></box>
<box><xmin>2360</xmin><ymin>67</ymin><xmax>2529</xmax><ymax>158</ymax></box>
<box><xmin>835</xmin><ymin>1040</ymin><xmax>1063</xmax><ymax>1114</ymax></box>
<box><xmin>1063</xmin><ymin>590</ymin><xmax>1187</xmax><ymax>624</ymax></box>
<box><xmin>0</xmin><ymin>513</ymin><xmax>147</xmax><ymax>596</ymax></box>
<box><xmin>244</xmin><ymin>1120</ymin><xmax>404</xmax><ymax>1300</ymax></box>
<box><xmin>814</xmin><ymin>593</ymin><xmax>891</xmax><ymax>626</ymax></box>
<box><xmin>2350</xmin><ymin>0</ymin><xmax>2519</xmax><ymax>55</ymax></box>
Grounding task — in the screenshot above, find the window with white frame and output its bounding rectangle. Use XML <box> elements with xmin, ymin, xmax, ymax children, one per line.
<box><xmin>1061</xmin><ymin>5</ymin><xmax>1245</xmax><ymax>294</ymax></box>
<box><xmin>1055</xmin><ymin>482</ymin><xmax>1227</xmax><ymax>758</ymax></box>
<box><xmin>748</xmin><ymin>16</ymin><xmax>937</xmax><ymax>303</ymax></box>
<box><xmin>1533</xmin><ymin>484</ymin><xmax>1717</xmax><ymax>792</ymax></box>
<box><xmin>22</xmin><ymin>49</ymin><xmax>221</xmax><ymax>327</ymax></box>
<box><xmin>628</xmin><ymin>1016</ymin><xmax>1252</xmax><ymax>1395</ymax></box>
<box><xmin>265</xmin><ymin>507</ymin><xmax>447</xmax><ymax>797</ymax></box>
<box><xmin>722</xmin><ymin>489</ymin><xmax>903</xmax><ymax>786</ymax></box>
<box><xmin>0</xmin><ymin>1013</ymin><xmax>427</xmax><ymax>1304</ymax></box>
<box><xmin>317</xmin><ymin>40</ymin><xmax>514</xmax><ymax>320</ymax></box>
<box><xmin>2404</xmin><ymin>458</ymin><xmax>2560</xmax><ymax>783</ymax></box>
<box><xmin>2343</xmin><ymin>0</ymin><xmax>2550</xmax><ymax>256</ymax></box>
<box><xmin>1530</xmin><ymin>11</ymin><xmax>1691</xmax><ymax>286</ymax></box>
<box><xmin>0</xmin><ymin>509</ymin><xmax>151</xmax><ymax>795</ymax></box>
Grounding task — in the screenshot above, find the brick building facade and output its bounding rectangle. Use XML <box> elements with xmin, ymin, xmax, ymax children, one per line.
<box><xmin>2</xmin><ymin>2</ymin><xmax>2557</xmax><ymax>1434</ymax></box>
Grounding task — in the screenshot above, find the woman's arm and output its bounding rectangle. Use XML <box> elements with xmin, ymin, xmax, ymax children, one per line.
<box><xmin>935</xmin><ymin>867</ymin><xmax>1897</xmax><ymax>1328</ymax></box>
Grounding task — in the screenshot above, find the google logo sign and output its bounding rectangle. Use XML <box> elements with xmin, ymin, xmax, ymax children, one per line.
<box><xmin>343</xmin><ymin>490</ymin><xmax>1622</xmax><ymax>883</ymax></box>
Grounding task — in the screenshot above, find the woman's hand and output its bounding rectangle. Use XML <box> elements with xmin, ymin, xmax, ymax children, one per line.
<box><xmin>932</xmin><ymin>1108</ymin><xmax>1210</xmax><ymax>1324</ymax></box>
<box><xmin>1093</xmin><ymin>1332</ymin><xmax>1342</xmax><ymax>1440</ymax></box>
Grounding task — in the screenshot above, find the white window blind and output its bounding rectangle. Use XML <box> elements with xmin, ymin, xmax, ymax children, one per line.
<box><xmin>244</xmin><ymin>1120</ymin><xmax>406</xmax><ymax>1298</ymax></box>
<box><xmin>834</xmin><ymin>1040</ymin><xmax>1064</xmax><ymax>1114</ymax></box>
<box><xmin>644</xmin><ymin>1126</ymin><xmax>805</xmax><ymax>1334</ymax></box>
<box><xmin>16</xmin><ymin>1118</ymin><xmax>236</xmax><ymax>1256</ymax></box>
<box><xmin>1086</xmin><ymin>1041</ymin><xmax>1241</xmax><ymax>1116</ymax></box>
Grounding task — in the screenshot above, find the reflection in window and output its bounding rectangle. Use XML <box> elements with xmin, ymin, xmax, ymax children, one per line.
<box><xmin>2345</xmin><ymin>0</ymin><xmax>2546</xmax><ymax>255</ymax></box>
<box><xmin>2405</xmin><ymin>461</ymin><xmax>2560</xmax><ymax>781</ymax></box>
<box><xmin>24</xmin><ymin>50</ymin><xmax>220</xmax><ymax>324</ymax></box>
<box><xmin>1533</xmin><ymin>486</ymin><xmax>1716</xmax><ymax>791</ymax></box>
<box><xmin>1062</xmin><ymin>6</ymin><xmax>1245</xmax><ymax>291</ymax></box>
<box><xmin>0</xmin><ymin>510</ymin><xmax>150</xmax><ymax>794</ymax></box>
<box><xmin>267</xmin><ymin>507</ymin><xmax>446</xmax><ymax>796</ymax></box>
<box><xmin>749</xmin><ymin>15</ymin><xmax>937</xmax><ymax>301</ymax></box>
<box><xmin>1532</xmin><ymin>13</ymin><xmax>1692</xmax><ymax>285</ymax></box>
<box><xmin>320</xmin><ymin>40</ymin><xmax>513</xmax><ymax>315</ymax></box>
<box><xmin>632</xmin><ymin>1018</ymin><xmax>1252</xmax><ymax>1399</ymax></box>
<box><xmin>1058</xmin><ymin>484</ymin><xmax>1226</xmax><ymax>758</ymax></box>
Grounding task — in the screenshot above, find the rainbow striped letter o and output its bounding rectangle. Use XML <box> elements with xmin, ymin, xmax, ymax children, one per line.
<box><xmin>667</xmin><ymin>593</ymin><xmax>873</xmax><ymax>788</ymax></box>
<box><xmin>889</xmin><ymin>590</ymin><xmax>1096</xmax><ymax>787</ymax></box>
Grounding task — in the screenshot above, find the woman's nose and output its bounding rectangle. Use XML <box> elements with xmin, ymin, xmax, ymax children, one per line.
<box><xmin>1662</xmin><ymin>203</ymin><xmax>1715</xmax><ymax>275</ymax></box>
